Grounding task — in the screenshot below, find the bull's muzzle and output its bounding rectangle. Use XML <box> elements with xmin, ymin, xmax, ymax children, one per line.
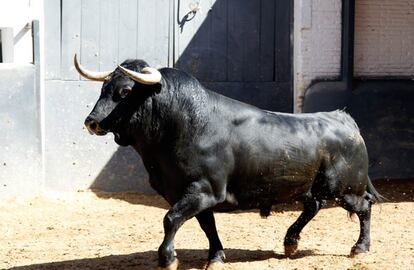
<box><xmin>84</xmin><ymin>117</ymin><xmax>108</xmax><ymax>136</ymax></box>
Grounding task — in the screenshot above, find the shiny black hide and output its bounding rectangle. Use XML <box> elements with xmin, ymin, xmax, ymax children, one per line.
<box><xmin>84</xmin><ymin>59</ymin><xmax>383</xmax><ymax>268</ymax></box>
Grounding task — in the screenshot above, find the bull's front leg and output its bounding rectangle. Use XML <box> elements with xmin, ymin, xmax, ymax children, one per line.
<box><xmin>158</xmin><ymin>180</ymin><xmax>225</xmax><ymax>270</ymax></box>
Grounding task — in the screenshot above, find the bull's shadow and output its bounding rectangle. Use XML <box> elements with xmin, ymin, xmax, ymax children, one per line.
<box><xmin>9</xmin><ymin>248</ymin><xmax>334</xmax><ymax>270</ymax></box>
<box><xmin>90</xmin><ymin>0</ymin><xmax>293</xmax><ymax>198</ymax></box>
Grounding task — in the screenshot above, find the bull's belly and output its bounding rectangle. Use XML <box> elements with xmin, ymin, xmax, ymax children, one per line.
<box><xmin>216</xmin><ymin>172</ymin><xmax>316</xmax><ymax>212</ymax></box>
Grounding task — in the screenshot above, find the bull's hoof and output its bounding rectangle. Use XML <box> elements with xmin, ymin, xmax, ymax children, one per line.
<box><xmin>204</xmin><ymin>261</ymin><xmax>225</xmax><ymax>270</ymax></box>
<box><xmin>284</xmin><ymin>243</ymin><xmax>298</xmax><ymax>257</ymax></box>
<box><xmin>158</xmin><ymin>258</ymin><xmax>179</xmax><ymax>270</ymax></box>
<box><xmin>350</xmin><ymin>245</ymin><xmax>369</xmax><ymax>258</ymax></box>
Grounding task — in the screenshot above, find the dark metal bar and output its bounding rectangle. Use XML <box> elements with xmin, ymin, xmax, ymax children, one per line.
<box><xmin>0</xmin><ymin>27</ymin><xmax>14</xmax><ymax>63</ymax></box>
<box><xmin>31</xmin><ymin>20</ymin><xmax>43</xmax><ymax>158</ymax></box>
<box><xmin>32</xmin><ymin>20</ymin><xmax>40</xmax><ymax>65</ymax></box>
<box><xmin>341</xmin><ymin>0</ymin><xmax>355</xmax><ymax>91</ymax></box>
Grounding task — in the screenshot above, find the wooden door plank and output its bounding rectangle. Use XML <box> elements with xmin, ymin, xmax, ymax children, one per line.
<box><xmin>137</xmin><ymin>0</ymin><xmax>170</xmax><ymax>67</ymax></box>
<box><xmin>275</xmin><ymin>0</ymin><xmax>292</xmax><ymax>83</ymax></box>
<box><xmin>176</xmin><ymin>0</ymin><xmax>213</xmax><ymax>80</ymax></box>
<box><xmin>227</xmin><ymin>0</ymin><xmax>261</xmax><ymax>82</ymax></box>
<box><xmin>241</xmin><ymin>0</ymin><xmax>261</xmax><ymax>82</ymax></box>
<box><xmin>44</xmin><ymin>0</ymin><xmax>61</xmax><ymax>80</ymax></box>
<box><xmin>99</xmin><ymin>0</ymin><xmax>120</xmax><ymax>71</ymax></box>
<box><xmin>191</xmin><ymin>0</ymin><xmax>213</xmax><ymax>81</ymax></box>
<box><xmin>61</xmin><ymin>0</ymin><xmax>82</xmax><ymax>80</ymax></box>
<box><xmin>260</xmin><ymin>0</ymin><xmax>276</xmax><ymax>81</ymax></box>
<box><xmin>209</xmin><ymin>0</ymin><xmax>227</xmax><ymax>82</ymax></box>
<box><xmin>118</xmin><ymin>0</ymin><xmax>138</xmax><ymax>62</ymax></box>
<box><xmin>227</xmin><ymin>0</ymin><xmax>243</xmax><ymax>82</ymax></box>
<box><xmin>81</xmin><ymin>0</ymin><xmax>100</xmax><ymax>79</ymax></box>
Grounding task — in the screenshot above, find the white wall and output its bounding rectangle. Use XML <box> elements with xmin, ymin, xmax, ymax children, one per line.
<box><xmin>293</xmin><ymin>0</ymin><xmax>342</xmax><ymax>112</ymax></box>
<box><xmin>0</xmin><ymin>0</ymin><xmax>42</xmax><ymax>63</ymax></box>
<box><xmin>354</xmin><ymin>0</ymin><xmax>414</xmax><ymax>77</ymax></box>
<box><xmin>0</xmin><ymin>1</ymin><xmax>45</xmax><ymax>200</ymax></box>
<box><xmin>0</xmin><ymin>64</ymin><xmax>42</xmax><ymax>199</ymax></box>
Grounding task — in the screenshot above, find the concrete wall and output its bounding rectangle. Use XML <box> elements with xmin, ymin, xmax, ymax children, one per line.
<box><xmin>43</xmin><ymin>80</ymin><xmax>154</xmax><ymax>193</ymax></box>
<box><xmin>43</xmin><ymin>80</ymin><xmax>117</xmax><ymax>191</ymax></box>
<box><xmin>354</xmin><ymin>0</ymin><xmax>414</xmax><ymax>77</ymax></box>
<box><xmin>0</xmin><ymin>1</ymin><xmax>44</xmax><ymax>200</ymax></box>
<box><xmin>0</xmin><ymin>64</ymin><xmax>42</xmax><ymax>198</ymax></box>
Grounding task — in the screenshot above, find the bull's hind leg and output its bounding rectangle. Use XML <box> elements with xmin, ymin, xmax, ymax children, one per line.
<box><xmin>339</xmin><ymin>193</ymin><xmax>372</xmax><ymax>257</ymax></box>
<box><xmin>284</xmin><ymin>200</ymin><xmax>325</xmax><ymax>256</ymax></box>
<box><xmin>196</xmin><ymin>211</ymin><xmax>225</xmax><ymax>270</ymax></box>
<box><xmin>351</xmin><ymin>206</ymin><xmax>371</xmax><ymax>257</ymax></box>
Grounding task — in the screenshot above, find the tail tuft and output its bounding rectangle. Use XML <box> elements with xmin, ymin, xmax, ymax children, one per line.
<box><xmin>366</xmin><ymin>177</ymin><xmax>386</xmax><ymax>203</ymax></box>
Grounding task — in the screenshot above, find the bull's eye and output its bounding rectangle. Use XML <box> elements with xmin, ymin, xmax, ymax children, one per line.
<box><xmin>119</xmin><ymin>86</ymin><xmax>132</xmax><ymax>98</ymax></box>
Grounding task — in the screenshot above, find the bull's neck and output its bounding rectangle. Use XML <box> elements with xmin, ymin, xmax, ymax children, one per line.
<box><xmin>131</xmin><ymin>81</ymin><xmax>209</xmax><ymax>151</ymax></box>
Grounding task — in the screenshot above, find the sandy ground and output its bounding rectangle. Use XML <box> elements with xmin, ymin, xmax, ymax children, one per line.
<box><xmin>1</xmin><ymin>180</ymin><xmax>413</xmax><ymax>270</ymax></box>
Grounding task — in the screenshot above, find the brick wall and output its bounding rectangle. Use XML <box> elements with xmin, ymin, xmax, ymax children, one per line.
<box><xmin>294</xmin><ymin>0</ymin><xmax>414</xmax><ymax>111</ymax></box>
<box><xmin>354</xmin><ymin>0</ymin><xmax>414</xmax><ymax>77</ymax></box>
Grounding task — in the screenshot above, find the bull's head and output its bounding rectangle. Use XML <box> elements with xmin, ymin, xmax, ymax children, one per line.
<box><xmin>74</xmin><ymin>54</ymin><xmax>162</xmax><ymax>145</ymax></box>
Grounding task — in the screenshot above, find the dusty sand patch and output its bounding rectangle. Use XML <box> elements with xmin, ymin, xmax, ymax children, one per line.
<box><xmin>1</xmin><ymin>180</ymin><xmax>413</xmax><ymax>270</ymax></box>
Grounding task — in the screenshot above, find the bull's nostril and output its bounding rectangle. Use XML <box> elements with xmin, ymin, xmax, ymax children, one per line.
<box><xmin>89</xmin><ymin>121</ymin><xmax>97</xmax><ymax>131</ymax></box>
<box><xmin>84</xmin><ymin>117</ymin><xmax>107</xmax><ymax>135</ymax></box>
<box><xmin>85</xmin><ymin>117</ymin><xmax>100</xmax><ymax>134</ymax></box>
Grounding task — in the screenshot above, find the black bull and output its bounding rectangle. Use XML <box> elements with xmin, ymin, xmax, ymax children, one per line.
<box><xmin>76</xmin><ymin>56</ymin><xmax>383</xmax><ymax>270</ymax></box>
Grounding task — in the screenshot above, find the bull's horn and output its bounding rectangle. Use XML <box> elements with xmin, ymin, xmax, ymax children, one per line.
<box><xmin>118</xmin><ymin>65</ymin><xmax>162</xmax><ymax>85</ymax></box>
<box><xmin>73</xmin><ymin>54</ymin><xmax>112</xmax><ymax>81</ymax></box>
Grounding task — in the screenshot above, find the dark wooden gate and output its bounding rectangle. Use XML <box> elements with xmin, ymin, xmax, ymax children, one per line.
<box><xmin>43</xmin><ymin>0</ymin><xmax>293</xmax><ymax>192</ymax></box>
<box><xmin>176</xmin><ymin>0</ymin><xmax>293</xmax><ymax>112</ymax></box>
<box><xmin>45</xmin><ymin>0</ymin><xmax>292</xmax><ymax>110</ymax></box>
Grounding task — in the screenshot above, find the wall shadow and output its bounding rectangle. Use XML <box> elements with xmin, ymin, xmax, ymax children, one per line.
<box><xmin>92</xmin><ymin>190</ymin><xmax>169</xmax><ymax>209</ymax></box>
<box><xmin>89</xmin><ymin>0</ymin><xmax>293</xmax><ymax>197</ymax></box>
<box><xmin>90</xmin><ymin>146</ymin><xmax>154</xmax><ymax>194</ymax></box>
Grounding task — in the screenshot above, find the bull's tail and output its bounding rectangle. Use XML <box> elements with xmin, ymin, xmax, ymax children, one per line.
<box><xmin>366</xmin><ymin>176</ymin><xmax>386</xmax><ymax>203</ymax></box>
